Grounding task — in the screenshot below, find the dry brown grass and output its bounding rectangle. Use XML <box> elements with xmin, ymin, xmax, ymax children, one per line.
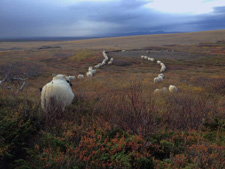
<box><xmin>1</xmin><ymin>31</ymin><xmax>225</xmax><ymax>169</ymax></box>
<box><xmin>0</xmin><ymin>30</ymin><xmax>225</xmax><ymax>133</ymax></box>
<box><xmin>0</xmin><ymin>30</ymin><xmax>225</xmax><ymax>51</ymax></box>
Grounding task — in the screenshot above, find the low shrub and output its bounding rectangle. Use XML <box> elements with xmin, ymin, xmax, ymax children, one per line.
<box><xmin>0</xmin><ymin>97</ymin><xmax>41</xmax><ymax>169</ymax></box>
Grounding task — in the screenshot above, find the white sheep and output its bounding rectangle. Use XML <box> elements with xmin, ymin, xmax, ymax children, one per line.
<box><xmin>95</xmin><ymin>63</ymin><xmax>102</xmax><ymax>68</ymax></box>
<box><xmin>95</xmin><ymin>65</ymin><xmax>100</xmax><ymax>69</ymax></box>
<box><xmin>88</xmin><ymin>66</ymin><xmax>93</xmax><ymax>71</ymax></box>
<box><xmin>157</xmin><ymin>60</ymin><xmax>161</xmax><ymax>64</ymax></box>
<box><xmin>158</xmin><ymin>73</ymin><xmax>164</xmax><ymax>78</ymax></box>
<box><xmin>150</xmin><ymin>58</ymin><xmax>155</xmax><ymax>62</ymax></box>
<box><xmin>154</xmin><ymin>76</ymin><xmax>163</xmax><ymax>83</ymax></box>
<box><xmin>102</xmin><ymin>50</ymin><xmax>108</xmax><ymax>60</ymax></box>
<box><xmin>88</xmin><ymin>66</ymin><xmax>96</xmax><ymax>74</ymax></box>
<box><xmin>169</xmin><ymin>85</ymin><xmax>178</xmax><ymax>93</ymax></box>
<box><xmin>141</xmin><ymin>55</ymin><xmax>145</xmax><ymax>59</ymax></box>
<box><xmin>144</xmin><ymin>56</ymin><xmax>148</xmax><ymax>59</ymax></box>
<box><xmin>90</xmin><ymin>69</ymin><xmax>97</xmax><ymax>74</ymax></box>
<box><xmin>41</xmin><ymin>74</ymin><xmax>75</xmax><ymax>112</ymax></box>
<box><xmin>86</xmin><ymin>71</ymin><xmax>93</xmax><ymax>77</ymax></box>
<box><xmin>77</xmin><ymin>74</ymin><xmax>84</xmax><ymax>79</ymax></box>
<box><xmin>154</xmin><ymin>87</ymin><xmax>168</xmax><ymax>94</ymax></box>
<box><xmin>102</xmin><ymin>60</ymin><xmax>106</xmax><ymax>65</ymax></box>
<box><xmin>148</xmin><ymin>57</ymin><xmax>155</xmax><ymax>61</ymax></box>
<box><xmin>160</xmin><ymin>64</ymin><xmax>166</xmax><ymax>72</ymax></box>
<box><xmin>108</xmin><ymin>58</ymin><xmax>114</xmax><ymax>65</ymax></box>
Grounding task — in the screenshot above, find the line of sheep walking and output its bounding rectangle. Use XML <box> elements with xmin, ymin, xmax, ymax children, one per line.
<box><xmin>41</xmin><ymin>51</ymin><xmax>178</xmax><ymax>112</ymax></box>
<box><xmin>40</xmin><ymin>51</ymin><xmax>114</xmax><ymax>112</ymax></box>
<box><xmin>94</xmin><ymin>50</ymin><xmax>114</xmax><ymax>68</ymax></box>
<box><xmin>76</xmin><ymin>51</ymin><xmax>114</xmax><ymax>78</ymax></box>
<box><xmin>85</xmin><ymin>50</ymin><xmax>114</xmax><ymax>77</ymax></box>
<box><xmin>140</xmin><ymin>55</ymin><xmax>178</xmax><ymax>94</ymax></box>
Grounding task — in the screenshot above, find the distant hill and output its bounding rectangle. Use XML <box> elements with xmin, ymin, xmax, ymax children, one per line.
<box><xmin>0</xmin><ymin>31</ymin><xmax>181</xmax><ymax>42</ymax></box>
<box><xmin>0</xmin><ymin>29</ymin><xmax>225</xmax><ymax>51</ymax></box>
<box><xmin>109</xmin><ymin>30</ymin><xmax>182</xmax><ymax>37</ymax></box>
<box><xmin>0</xmin><ymin>36</ymin><xmax>98</xmax><ymax>42</ymax></box>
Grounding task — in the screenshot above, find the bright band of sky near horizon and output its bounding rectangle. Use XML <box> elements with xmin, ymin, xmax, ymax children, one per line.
<box><xmin>50</xmin><ymin>0</ymin><xmax>225</xmax><ymax>14</ymax></box>
<box><xmin>145</xmin><ymin>0</ymin><xmax>225</xmax><ymax>14</ymax></box>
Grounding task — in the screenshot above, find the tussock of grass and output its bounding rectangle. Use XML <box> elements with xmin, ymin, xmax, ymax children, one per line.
<box><xmin>68</xmin><ymin>50</ymin><xmax>97</xmax><ymax>62</ymax></box>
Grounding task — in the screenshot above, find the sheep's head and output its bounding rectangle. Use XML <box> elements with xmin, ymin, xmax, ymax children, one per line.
<box><xmin>52</xmin><ymin>74</ymin><xmax>75</xmax><ymax>87</ymax></box>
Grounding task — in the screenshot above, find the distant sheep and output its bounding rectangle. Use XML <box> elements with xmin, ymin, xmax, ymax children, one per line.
<box><xmin>86</xmin><ymin>71</ymin><xmax>93</xmax><ymax>77</ymax></box>
<box><xmin>41</xmin><ymin>74</ymin><xmax>75</xmax><ymax>112</ymax></box>
<box><xmin>102</xmin><ymin>50</ymin><xmax>108</xmax><ymax>60</ymax></box>
<box><xmin>158</xmin><ymin>73</ymin><xmax>164</xmax><ymax>78</ymax></box>
<box><xmin>148</xmin><ymin>58</ymin><xmax>155</xmax><ymax>62</ymax></box>
<box><xmin>88</xmin><ymin>67</ymin><xmax>97</xmax><ymax>74</ymax></box>
<box><xmin>90</xmin><ymin>69</ymin><xmax>96</xmax><ymax>74</ymax></box>
<box><xmin>160</xmin><ymin>63</ymin><xmax>166</xmax><ymax>72</ymax></box>
<box><xmin>95</xmin><ymin>63</ymin><xmax>102</xmax><ymax>69</ymax></box>
<box><xmin>144</xmin><ymin>56</ymin><xmax>148</xmax><ymax>59</ymax></box>
<box><xmin>160</xmin><ymin>66</ymin><xmax>166</xmax><ymax>72</ymax></box>
<box><xmin>77</xmin><ymin>74</ymin><xmax>84</xmax><ymax>79</ymax></box>
<box><xmin>102</xmin><ymin>60</ymin><xmax>106</xmax><ymax>65</ymax></box>
<box><xmin>88</xmin><ymin>66</ymin><xmax>93</xmax><ymax>71</ymax></box>
<box><xmin>154</xmin><ymin>87</ymin><xmax>168</xmax><ymax>94</ymax></box>
<box><xmin>108</xmin><ymin>58</ymin><xmax>114</xmax><ymax>65</ymax></box>
<box><xmin>154</xmin><ymin>76</ymin><xmax>163</xmax><ymax>83</ymax></box>
<box><xmin>157</xmin><ymin>60</ymin><xmax>161</xmax><ymax>64</ymax></box>
<box><xmin>169</xmin><ymin>85</ymin><xmax>178</xmax><ymax>93</ymax></box>
<box><xmin>95</xmin><ymin>65</ymin><xmax>100</xmax><ymax>69</ymax></box>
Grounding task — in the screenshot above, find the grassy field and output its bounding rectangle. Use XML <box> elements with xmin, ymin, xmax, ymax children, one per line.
<box><xmin>0</xmin><ymin>30</ymin><xmax>225</xmax><ymax>168</ymax></box>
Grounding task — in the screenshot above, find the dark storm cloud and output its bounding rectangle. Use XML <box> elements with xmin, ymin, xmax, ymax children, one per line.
<box><xmin>0</xmin><ymin>0</ymin><xmax>224</xmax><ymax>38</ymax></box>
<box><xmin>190</xmin><ymin>6</ymin><xmax>225</xmax><ymax>31</ymax></box>
<box><xmin>69</xmin><ymin>0</ymin><xmax>149</xmax><ymax>24</ymax></box>
<box><xmin>69</xmin><ymin>0</ymin><xmax>191</xmax><ymax>34</ymax></box>
<box><xmin>0</xmin><ymin>0</ymin><xmax>77</xmax><ymax>38</ymax></box>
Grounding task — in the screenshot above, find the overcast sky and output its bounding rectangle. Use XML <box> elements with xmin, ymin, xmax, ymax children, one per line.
<box><xmin>0</xmin><ymin>0</ymin><xmax>225</xmax><ymax>38</ymax></box>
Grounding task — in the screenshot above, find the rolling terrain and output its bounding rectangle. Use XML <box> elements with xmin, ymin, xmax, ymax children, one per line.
<box><xmin>1</xmin><ymin>29</ymin><xmax>225</xmax><ymax>51</ymax></box>
<box><xmin>0</xmin><ymin>30</ymin><xmax>225</xmax><ymax>169</ymax></box>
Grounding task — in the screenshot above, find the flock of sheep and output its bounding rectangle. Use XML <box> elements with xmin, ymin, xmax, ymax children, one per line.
<box><xmin>85</xmin><ymin>50</ymin><xmax>114</xmax><ymax>77</ymax></box>
<box><xmin>140</xmin><ymin>55</ymin><xmax>178</xmax><ymax>94</ymax></box>
<box><xmin>41</xmin><ymin>50</ymin><xmax>178</xmax><ymax>112</ymax></box>
<box><xmin>41</xmin><ymin>51</ymin><xmax>114</xmax><ymax>111</ymax></box>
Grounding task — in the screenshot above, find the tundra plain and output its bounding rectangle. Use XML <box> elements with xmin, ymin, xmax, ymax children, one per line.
<box><xmin>0</xmin><ymin>30</ymin><xmax>225</xmax><ymax>168</ymax></box>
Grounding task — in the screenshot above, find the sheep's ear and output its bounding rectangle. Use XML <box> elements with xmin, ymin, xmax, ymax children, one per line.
<box><xmin>52</xmin><ymin>73</ymin><xmax>56</xmax><ymax>77</ymax></box>
<box><xmin>68</xmin><ymin>76</ymin><xmax>75</xmax><ymax>80</ymax></box>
